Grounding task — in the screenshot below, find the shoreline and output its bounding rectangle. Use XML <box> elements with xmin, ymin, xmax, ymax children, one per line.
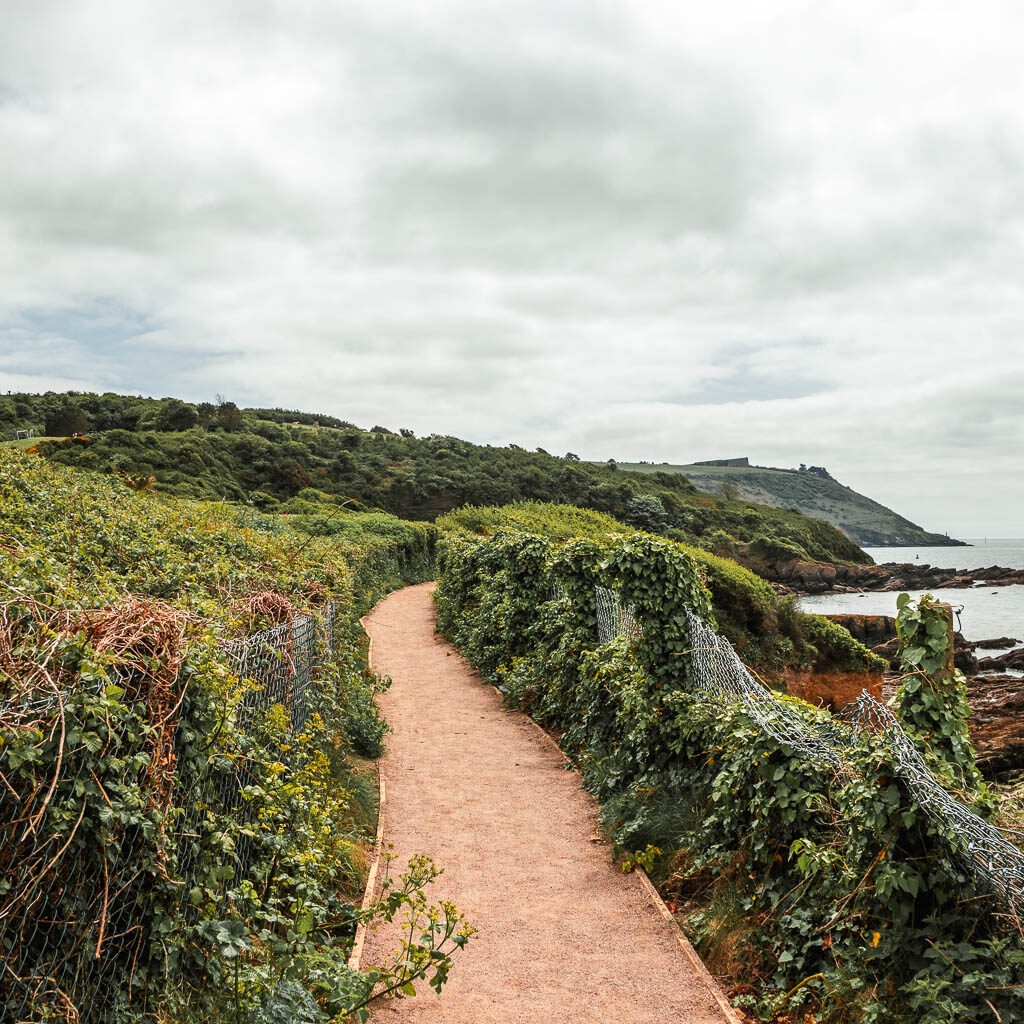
<box><xmin>770</xmin><ymin>561</ymin><xmax>1024</xmax><ymax>596</ymax></box>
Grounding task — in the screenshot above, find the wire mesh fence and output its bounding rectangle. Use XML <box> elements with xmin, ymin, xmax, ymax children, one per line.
<box><xmin>595</xmin><ymin>585</ymin><xmax>640</xmax><ymax>644</ymax></box>
<box><xmin>0</xmin><ymin>603</ymin><xmax>338</xmax><ymax>1022</ymax></box>
<box><xmin>0</xmin><ymin>665</ymin><xmax>147</xmax><ymax>1024</ymax></box>
<box><xmin>595</xmin><ymin>586</ymin><xmax>1024</xmax><ymax>918</ymax></box>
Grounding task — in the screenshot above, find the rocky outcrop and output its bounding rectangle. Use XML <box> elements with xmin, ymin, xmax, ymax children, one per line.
<box><xmin>976</xmin><ymin>648</ymin><xmax>1024</xmax><ymax>672</ymax></box>
<box><xmin>819</xmin><ymin>613</ymin><xmax>979</xmax><ymax>675</ymax></box>
<box><xmin>771</xmin><ymin>560</ymin><xmax>837</xmax><ymax>592</ymax></box>
<box><xmin>825</xmin><ymin>613</ymin><xmax>896</xmax><ymax>650</ymax></box>
<box><xmin>972</xmin><ymin>636</ymin><xmax>1021</xmax><ymax>649</ymax></box>
<box><xmin>816</xmin><ymin>614</ymin><xmax>1024</xmax><ymax>776</ymax></box>
<box><xmin>766</xmin><ymin>559</ymin><xmax>1024</xmax><ymax>595</ymax></box>
<box><xmin>968</xmin><ymin>674</ymin><xmax>1024</xmax><ymax>777</ymax></box>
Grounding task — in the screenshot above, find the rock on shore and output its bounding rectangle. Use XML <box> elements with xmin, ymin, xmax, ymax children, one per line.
<box><xmin>764</xmin><ymin>559</ymin><xmax>1024</xmax><ymax>595</ymax></box>
<box><xmin>967</xmin><ymin>674</ymin><xmax>1024</xmax><ymax>777</ymax></box>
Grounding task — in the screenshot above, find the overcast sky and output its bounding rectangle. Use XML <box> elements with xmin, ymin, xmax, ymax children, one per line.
<box><xmin>1</xmin><ymin>1</ymin><xmax>1021</xmax><ymax>536</ymax></box>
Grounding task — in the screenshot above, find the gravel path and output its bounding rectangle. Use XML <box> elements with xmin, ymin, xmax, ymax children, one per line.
<box><xmin>360</xmin><ymin>582</ymin><xmax>736</xmax><ymax>1023</ymax></box>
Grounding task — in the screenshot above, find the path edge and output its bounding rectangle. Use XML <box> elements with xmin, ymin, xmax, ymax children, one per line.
<box><xmin>348</xmin><ymin>614</ymin><xmax>387</xmax><ymax>971</ymax></box>
<box><xmin>496</xmin><ymin>685</ymin><xmax>744</xmax><ymax>1024</ymax></box>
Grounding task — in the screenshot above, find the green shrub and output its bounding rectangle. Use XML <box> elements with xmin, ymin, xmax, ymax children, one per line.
<box><xmin>0</xmin><ymin>449</ymin><xmax>455</xmax><ymax>1022</ymax></box>
<box><xmin>749</xmin><ymin>533</ymin><xmax>808</xmax><ymax>563</ymax></box>
<box><xmin>801</xmin><ymin>614</ymin><xmax>889</xmax><ymax>673</ymax></box>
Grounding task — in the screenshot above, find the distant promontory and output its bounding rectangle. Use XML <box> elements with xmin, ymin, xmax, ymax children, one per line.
<box><xmin>613</xmin><ymin>459</ymin><xmax>965</xmax><ymax>548</ymax></box>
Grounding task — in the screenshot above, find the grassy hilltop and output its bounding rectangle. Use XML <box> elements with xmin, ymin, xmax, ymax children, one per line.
<box><xmin>615</xmin><ymin>460</ymin><xmax>961</xmax><ymax>547</ymax></box>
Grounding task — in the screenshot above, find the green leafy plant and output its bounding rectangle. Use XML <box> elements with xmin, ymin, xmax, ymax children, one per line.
<box><xmin>894</xmin><ymin>593</ymin><xmax>987</xmax><ymax>800</ymax></box>
<box><xmin>0</xmin><ymin>448</ymin><xmax>466</xmax><ymax>1024</ymax></box>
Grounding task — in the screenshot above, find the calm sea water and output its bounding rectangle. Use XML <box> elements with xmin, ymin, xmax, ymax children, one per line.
<box><xmin>865</xmin><ymin>540</ymin><xmax>1024</xmax><ymax>572</ymax></box>
<box><xmin>799</xmin><ymin>540</ymin><xmax>1024</xmax><ymax>648</ymax></box>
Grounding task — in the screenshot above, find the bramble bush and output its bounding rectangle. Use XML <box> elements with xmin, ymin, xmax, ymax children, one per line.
<box><xmin>435</xmin><ymin>521</ymin><xmax>1024</xmax><ymax>1023</ymax></box>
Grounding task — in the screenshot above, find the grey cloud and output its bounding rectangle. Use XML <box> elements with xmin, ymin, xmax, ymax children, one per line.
<box><xmin>1</xmin><ymin>1</ymin><xmax>1024</xmax><ymax>534</ymax></box>
<box><xmin>356</xmin><ymin>28</ymin><xmax>768</xmax><ymax>270</ymax></box>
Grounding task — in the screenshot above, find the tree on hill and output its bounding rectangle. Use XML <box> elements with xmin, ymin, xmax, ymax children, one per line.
<box><xmin>44</xmin><ymin>401</ymin><xmax>87</xmax><ymax>436</ymax></box>
<box><xmin>217</xmin><ymin>401</ymin><xmax>243</xmax><ymax>433</ymax></box>
<box><xmin>197</xmin><ymin>402</ymin><xmax>218</xmax><ymax>430</ymax></box>
<box><xmin>624</xmin><ymin>494</ymin><xmax>669</xmax><ymax>534</ymax></box>
<box><xmin>0</xmin><ymin>397</ymin><xmax>17</xmax><ymax>435</ymax></box>
<box><xmin>154</xmin><ymin>399</ymin><xmax>199</xmax><ymax>432</ymax></box>
<box><xmin>275</xmin><ymin>458</ymin><xmax>313</xmax><ymax>492</ymax></box>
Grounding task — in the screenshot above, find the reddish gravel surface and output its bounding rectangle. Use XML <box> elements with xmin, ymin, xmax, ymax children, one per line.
<box><xmin>360</xmin><ymin>582</ymin><xmax>735</xmax><ymax>1023</ymax></box>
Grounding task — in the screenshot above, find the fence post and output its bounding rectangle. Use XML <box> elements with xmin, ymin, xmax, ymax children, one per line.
<box><xmin>932</xmin><ymin>601</ymin><xmax>956</xmax><ymax>687</ymax></box>
<box><xmin>894</xmin><ymin>594</ymin><xmax>983</xmax><ymax>796</ymax></box>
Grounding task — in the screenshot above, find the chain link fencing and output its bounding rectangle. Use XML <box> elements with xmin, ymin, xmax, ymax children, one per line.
<box><xmin>595</xmin><ymin>585</ymin><xmax>640</xmax><ymax>644</ymax></box>
<box><xmin>0</xmin><ymin>603</ymin><xmax>337</xmax><ymax>1022</ymax></box>
<box><xmin>594</xmin><ymin>585</ymin><xmax>1024</xmax><ymax>918</ymax></box>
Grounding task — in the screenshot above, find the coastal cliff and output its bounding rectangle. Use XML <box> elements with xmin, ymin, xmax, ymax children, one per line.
<box><xmin>612</xmin><ymin>459</ymin><xmax>963</xmax><ymax>547</ymax></box>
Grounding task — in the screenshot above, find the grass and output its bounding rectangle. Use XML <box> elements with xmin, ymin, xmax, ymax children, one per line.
<box><xmin>1</xmin><ymin>435</ymin><xmax>67</xmax><ymax>448</ymax></box>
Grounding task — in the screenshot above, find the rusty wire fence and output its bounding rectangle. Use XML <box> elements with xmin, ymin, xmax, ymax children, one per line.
<box><xmin>594</xmin><ymin>585</ymin><xmax>1024</xmax><ymax>918</ymax></box>
<box><xmin>0</xmin><ymin>603</ymin><xmax>337</xmax><ymax>1023</ymax></box>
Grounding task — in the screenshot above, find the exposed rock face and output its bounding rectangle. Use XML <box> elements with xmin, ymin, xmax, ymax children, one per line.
<box><xmin>823</xmin><ymin>613</ymin><xmax>899</xmax><ymax>670</ymax></box>
<box><xmin>968</xmin><ymin>674</ymin><xmax>1024</xmax><ymax>777</ymax></box>
<box><xmin>825</xmin><ymin>613</ymin><xmax>897</xmax><ymax>651</ymax></box>
<box><xmin>765</xmin><ymin>559</ymin><xmax>837</xmax><ymax>593</ymax></box>
<box><xmin>819</xmin><ymin>614</ymin><xmax>1024</xmax><ymax>776</ymax></box>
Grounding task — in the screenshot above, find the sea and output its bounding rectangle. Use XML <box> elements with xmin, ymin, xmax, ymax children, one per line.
<box><xmin>798</xmin><ymin>539</ymin><xmax>1024</xmax><ymax>655</ymax></box>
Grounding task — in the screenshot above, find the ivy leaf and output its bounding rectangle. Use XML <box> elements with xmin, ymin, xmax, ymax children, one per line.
<box><xmin>903</xmin><ymin>646</ymin><xmax>926</xmax><ymax>666</ymax></box>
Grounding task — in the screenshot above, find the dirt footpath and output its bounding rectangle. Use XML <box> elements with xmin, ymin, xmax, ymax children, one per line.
<box><xmin>360</xmin><ymin>582</ymin><xmax>736</xmax><ymax>1023</ymax></box>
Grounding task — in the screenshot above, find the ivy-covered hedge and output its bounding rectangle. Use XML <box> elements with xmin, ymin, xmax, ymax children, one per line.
<box><xmin>0</xmin><ymin>450</ymin><xmax>440</xmax><ymax>1022</ymax></box>
<box><xmin>438</xmin><ymin>502</ymin><xmax>883</xmax><ymax>677</ymax></box>
<box><xmin>435</xmin><ymin>528</ymin><xmax>1024</xmax><ymax>1023</ymax></box>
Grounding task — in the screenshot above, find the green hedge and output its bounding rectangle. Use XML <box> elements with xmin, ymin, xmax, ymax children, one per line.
<box><xmin>440</xmin><ymin>502</ymin><xmax>882</xmax><ymax>676</ymax></box>
<box><xmin>0</xmin><ymin>450</ymin><xmax>438</xmax><ymax>1022</ymax></box>
<box><xmin>435</xmin><ymin>528</ymin><xmax>1023</xmax><ymax>1024</ymax></box>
